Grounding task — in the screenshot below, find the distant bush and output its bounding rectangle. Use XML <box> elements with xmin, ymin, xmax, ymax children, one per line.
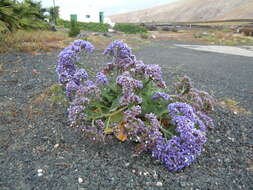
<box><xmin>114</xmin><ymin>23</ymin><xmax>147</xmax><ymax>34</ymax></box>
<box><xmin>78</xmin><ymin>22</ymin><xmax>109</xmax><ymax>32</ymax></box>
<box><xmin>58</xmin><ymin>19</ymin><xmax>109</xmax><ymax>32</ymax></box>
<box><xmin>242</xmin><ymin>28</ymin><xmax>253</xmax><ymax>36</ymax></box>
<box><xmin>68</xmin><ymin>20</ymin><xmax>80</xmax><ymax>37</ymax></box>
<box><xmin>140</xmin><ymin>33</ymin><xmax>149</xmax><ymax>39</ymax></box>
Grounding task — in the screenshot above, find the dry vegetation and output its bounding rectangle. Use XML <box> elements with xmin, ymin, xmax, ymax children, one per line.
<box><xmin>150</xmin><ymin>30</ymin><xmax>253</xmax><ymax>46</ymax></box>
<box><xmin>193</xmin><ymin>30</ymin><xmax>253</xmax><ymax>45</ymax></box>
<box><xmin>0</xmin><ymin>30</ymin><xmax>151</xmax><ymax>54</ymax></box>
<box><xmin>86</xmin><ymin>33</ymin><xmax>151</xmax><ymax>50</ymax></box>
<box><xmin>0</xmin><ymin>30</ymin><xmax>74</xmax><ymax>54</ymax></box>
<box><xmin>110</xmin><ymin>0</ymin><xmax>253</xmax><ymax>23</ymax></box>
<box><xmin>1</xmin><ymin>27</ymin><xmax>252</xmax><ymax>55</ymax></box>
<box><xmin>217</xmin><ymin>98</ymin><xmax>251</xmax><ymax>115</ymax></box>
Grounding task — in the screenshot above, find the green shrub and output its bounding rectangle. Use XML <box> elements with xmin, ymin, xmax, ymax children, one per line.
<box><xmin>68</xmin><ymin>20</ymin><xmax>80</xmax><ymax>37</ymax></box>
<box><xmin>140</xmin><ymin>33</ymin><xmax>149</xmax><ymax>39</ymax></box>
<box><xmin>114</xmin><ymin>23</ymin><xmax>147</xmax><ymax>34</ymax></box>
<box><xmin>0</xmin><ymin>0</ymin><xmax>49</xmax><ymax>33</ymax></box>
<box><xmin>78</xmin><ymin>22</ymin><xmax>109</xmax><ymax>32</ymax></box>
<box><xmin>58</xmin><ymin>19</ymin><xmax>109</xmax><ymax>32</ymax></box>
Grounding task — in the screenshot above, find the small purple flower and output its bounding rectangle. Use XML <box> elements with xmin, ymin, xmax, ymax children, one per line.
<box><xmin>197</xmin><ymin>111</ymin><xmax>215</xmax><ymax>129</ymax></box>
<box><xmin>73</xmin><ymin>40</ymin><xmax>95</xmax><ymax>52</ymax></box>
<box><xmin>168</xmin><ymin>102</ymin><xmax>195</xmax><ymax>119</ymax></box>
<box><xmin>85</xmin><ymin>80</ymin><xmax>95</xmax><ymax>87</ymax></box>
<box><xmin>116</xmin><ymin>72</ymin><xmax>143</xmax><ymax>90</ymax></box>
<box><xmin>56</xmin><ymin>40</ymin><xmax>94</xmax><ymax>93</ymax></box>
<box><xmin>96</xmin><ymin>120</ymin><xmax>105</xmax><ymax>128</ymax></box>
<box><xmin>68</xmin><ymin>105</ymin><xmax>84</xmax><ymax>124</ymax></box>
<box><xmin>73</xmin><ymin>69</ymin><xmax>88</xmax><ymax>85</ymax></box>
<box><xmin>71</xmin><ymin>97</ymin><xmax>90</xmax><ymax>106</ymax></box>
<box><xmin>66</xmin><ymin>80</ymin><xmax>78</xmax><ymax>96</ymax></box>
<box><xmin>95</xmin><ymin>72</ymin><xmax>108</xmax><ymax>85</ymax></box>
<box><xmin>152</xmin><ymin>92</ymin><xmax>171</xmax><ymax>101</ymax></box>
<box><xmin>104</xmin><ymin>40</ymin><xmax>132</xmax><ymax>59</ymax></box>
<box><xmin>120</xmin><ymin>93</ymin><xmax>142</xmax><ymax>105</ymax></box>
<box><xmin>175</xmin><ymin>76</ymin><xmax>193</xmax><ymax>95</ymax></box>
<box><xmin>144</xmin><ymin>64</ymin><xmax>167</xmax><ymax>88</ymax></box>
<box><xmin>124</xmin><ymin>105</ymin><xmax>142</xmax><ymax>120</ymax></box>
<box><xmin>74</xmin><ymin>69</ymin><xmax>88</xmax><ymax>80</ymax></box>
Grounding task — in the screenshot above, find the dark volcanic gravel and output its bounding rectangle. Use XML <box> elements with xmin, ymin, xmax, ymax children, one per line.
<box><xmin>0</xmin><ymin>41</ymin><xmax>253</xmax><ymax>190</ymax></box>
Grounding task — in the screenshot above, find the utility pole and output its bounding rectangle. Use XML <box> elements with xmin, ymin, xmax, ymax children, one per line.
<box><xmin>53</xmin><ymin>0</ymin><xmax>56</xmax><ymax>25</ymax></box>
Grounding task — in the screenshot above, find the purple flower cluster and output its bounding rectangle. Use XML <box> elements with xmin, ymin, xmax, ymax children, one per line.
<box><xmin>75</xmin><ymin>83</ymin><xmax>100</xmax><ymax>97</ymax></box>
<box><xmin>168</xmin><ymin>102</ymin><xmax>213</xmax><ymax>131</ymax></box>
<box><xmin>174</xmin><ymin>76</ymin><xmax>214</xmax><ymax>112</ymax></box>
<box><xmin>175</xmin><ymin>76</ymin><xmax>193</xmax><ymax>95</ymax></box>
<box><xmin>152</xmin><ymin>92</ymin><xmax>171</xmax><ymax>101</ymax></box>
<box><xmin>116</xmin><ymin>71</ymin><xmax>143</xmax><ymax>105</ymax></box>
<box><xmin>123</xmin><ymin>106</ymin><xmax>145</xmax><ymax>141</ymax></box>
<box><xmin>123</xmin><ymin>109</ymin><xmax>163</xmax><ymax>152</ymax></box>
<box><xmin>150</xmin><ymin>102</ymin><xmax>208</xmax><ymax>171</ymax></box>
<box><xmin>57</xmin><ymin>40</ymin><xmax>215</xmax><ymax>172</ymax></box>
<box><xmin>144</xmin><ymin>64</ymin><xmax>166</xmax><ymax>88</ymax></box>
<box><xmin>95</xmin><ymin>72</ymin><xmax>108</xmax><ymax>85</ymax></box>
<box><xmin>132</xmin><ymin>62</ymin><xmax>166</xmax><ymax>88</ymax></box>
<box><xmin>188</xmin><ymin>88</ymin><xmax>214</xmax><ymax>112</ymax></box>
<box><xmin>103</xmin><ymin>40</ymin><xmax>133</xmax><ymax>59</ymax></box>
<box><xmin>103</xmin><ymin>41</ymin><xmax>137</xmax><ymax>73</ymax></box>
<box><xmin>168</xmin><ymin>102</ymin><xmax>195</xmax><ymax>119</ymax></box>
<box><xmin>73</xmin><ymin>40</ymin><xmax>94</xmax><ymax>52</ymax></box>
<box><xmin>68</xmin><ymin>105</ymin><xmax>85</xmax><ymax>125</ymax></box>
<box><xmin>56</xmin><ymin>40</ymin><xmax>94</xmax><ymax>96</ymax></box>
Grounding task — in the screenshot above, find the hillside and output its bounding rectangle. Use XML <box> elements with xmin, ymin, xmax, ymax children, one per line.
<box><xmin>109</xmin><ymin>0</ymin><xmax>253</xmax><ymax>23</ymax></box>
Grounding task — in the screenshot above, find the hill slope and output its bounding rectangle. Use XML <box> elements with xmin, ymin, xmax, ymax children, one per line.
<box><xmin>109</xmin><ymin>0</ymin><xmax>253</xmax><ymax>23</ymax></box>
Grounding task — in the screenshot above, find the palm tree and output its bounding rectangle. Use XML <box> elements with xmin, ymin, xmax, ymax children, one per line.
<box><xmin>14</xmin><ymin>0</ymin><xmax>48</xmax><ymax>30</ymax></box>
<box><xmin>0</xmin><ymin>0</ymin><xmax>19</xmax><ymax>32</ymax></box>
<box><xmin>0</xmin><ymin>0</ymin><xmax>49</xmax><ymax>33</ymax></box>
<box><xmin>48</xmin><ymin>6</ymin><xmax>59</xmax><ymax>24</ymax></box>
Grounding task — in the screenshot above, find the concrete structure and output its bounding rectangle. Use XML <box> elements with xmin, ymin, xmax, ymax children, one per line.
<box><xmin>60</xmin><ymin>4</ymin><xmax>114</xmax><ymax>26</ymax></box>
<box><xmin>61</xmin><ymin>5</ymin><xmax>100</xmax><ymax>23</ymax></box>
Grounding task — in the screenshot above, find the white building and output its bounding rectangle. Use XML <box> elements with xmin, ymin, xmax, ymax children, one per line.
<box><xmin>60</xmin><ymin>5</ymin><xmax>100</xmax><ymax>23</ymax></box>
<box><xmin>59</xmin><ymin>4</ymin><xmax>114</xmax><ymax>26</ymax></box>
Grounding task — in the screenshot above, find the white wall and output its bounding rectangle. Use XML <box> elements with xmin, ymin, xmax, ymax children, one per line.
<box><xmin>60</xmin><ymin>5</ymin><xmax>100</xmax><ymax>22</ymax></box>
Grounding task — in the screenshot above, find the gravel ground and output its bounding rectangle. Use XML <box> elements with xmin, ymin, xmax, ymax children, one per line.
<box><xmin>0</xmin><ymin>41</ymin><xmax>252</xmax><ymax>190</ymax></box>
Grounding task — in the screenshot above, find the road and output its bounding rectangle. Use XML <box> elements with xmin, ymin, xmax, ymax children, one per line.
<box><xmin>136</xmin><ymin>40</ymin><xmax>253</xmax><ymax>112</ymax></box>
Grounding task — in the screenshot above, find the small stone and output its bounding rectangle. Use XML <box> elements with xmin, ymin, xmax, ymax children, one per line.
<box><xmin>156</xmin><ymin>181</ymin><xmax>163</xmax><ymax>186</ymax></box>
<box><xmin>78</xmin><ymin>177</ymin><xmax>83</xmax><ymax>184</ymax></box>
<box><xmin>143</xmin><ymin>171</ymin><xmax>149</xmax><ymax>176</ymax></box>
<box><xmin>32</xmin><ymin>69</ymin><xmax>40</xmax><ymax>75</ymax></box>
<box><xmin>151</xmin><ymin>35</ymin><xmax>156</xmax><ymax>39</ymax></box>
<box><xmin>215</xmin><ymin>139</ymin><xmax>221</xmax><ymax>143</ymax></box>
<box><xmin>225</xmin><ymin>158</ymin><xmax>230</xmax><ymax>162</ymax></box>
<box><xmin>153</xmin><ymin>171</ymin><xmax>158</xmax><ymax>179</ymax></box>
<box><xmin>125</xmin><ymin>162</ymin><xmax>130</xmax><ymax>167</ymax></box>
<box><xmin>132</xmin><ymin>170</ymin><xmax>136</xmax><ymax>173</ymax></box>
<box><xmin>37</xmin><ymin>169</ymin><xmax>43</xmax><ymax>173</ymax></box>
<box><xmin>54</xmin><ymin>144</ymin><xmax>60</xmax><ymax>148</ymax></box>
<box><xmin>38</xmin><ymin>172</ymin><xmax>43</xmax><ymax>177</ymax></box>
<box><xmin>180</xmin><ymin>182</ymin><xmax>186</xmax><ymax>187</ymax></box>
<box><xmin>228</xmin><ymin>137</ymin><xmax>235</xmax><ymax>142</ymax></box>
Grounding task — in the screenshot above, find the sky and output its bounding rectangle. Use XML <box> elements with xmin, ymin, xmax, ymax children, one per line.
<box><xmin>40</xmin><ymin>0</ymin><xmax>178</xmax><ymax>17</ymax></box>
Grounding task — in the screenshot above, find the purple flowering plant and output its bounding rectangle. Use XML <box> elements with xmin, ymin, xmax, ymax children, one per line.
<box><xmin>56</xmin><ymin>39</ymin><xmax>215</xmax><ymax>171</ymax></box>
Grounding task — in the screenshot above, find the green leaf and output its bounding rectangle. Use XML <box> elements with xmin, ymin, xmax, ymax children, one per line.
<box><xmin>110</xmin><ymin>111</ymin><xmax>123</xmax><ymax>123</ymax></box>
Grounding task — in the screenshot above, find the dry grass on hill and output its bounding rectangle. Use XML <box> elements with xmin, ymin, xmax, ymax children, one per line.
<box><xmin>109</xmin><ymin>0</ymin><xmax>253</xmax><ymax>23</ymax></box>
